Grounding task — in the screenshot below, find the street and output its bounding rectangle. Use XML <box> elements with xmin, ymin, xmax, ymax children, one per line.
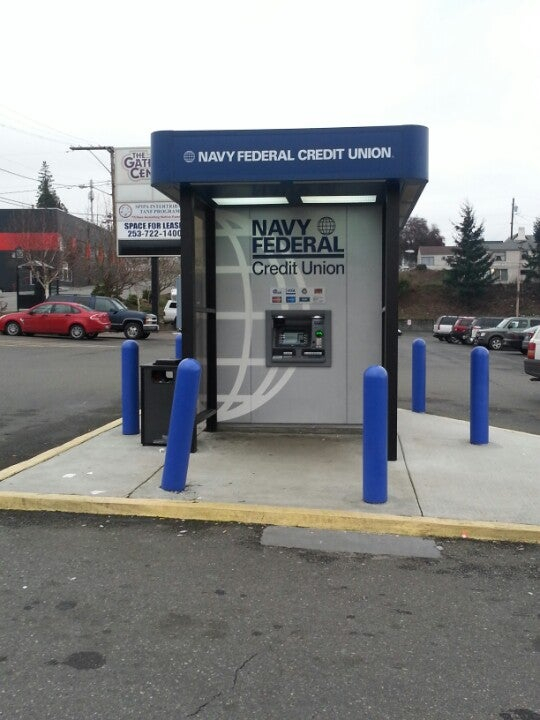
<box><xmin>0</xmin><ymin>513</ymin><xmax>538</xmax><ymax>720</ymax></box>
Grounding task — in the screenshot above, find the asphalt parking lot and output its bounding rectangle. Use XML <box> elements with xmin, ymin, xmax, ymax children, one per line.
<box><xmin>398</xmin><ymin>331</ymin><xmax>540</xmax><ymax>435</ymax></box>
<box><xmin>0</xmin><ymin>513</ymin><xmax>538</xmax><ymax>720</ymax></box>
<box><xmin>0</xmin><ymin>330</ymin><xmax>177</xmax><ymax>468</ymax></box>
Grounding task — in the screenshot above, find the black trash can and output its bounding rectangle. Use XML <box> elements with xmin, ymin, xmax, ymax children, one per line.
<box><xmin>140</xmin><ymin>359</ymin><xmax>180</xmax><ymax>446</ymax></box>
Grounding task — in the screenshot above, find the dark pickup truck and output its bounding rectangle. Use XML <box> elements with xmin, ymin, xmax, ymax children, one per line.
<box><xmin>47</xmin><ymin>294</ymin><xmax>159</xmax><ymax>339</ymax></box>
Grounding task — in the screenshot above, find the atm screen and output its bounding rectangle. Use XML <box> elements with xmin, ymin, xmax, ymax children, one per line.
<box><xmin>280</xmin><ymin>331</ymin><xmax>307</xmax><ymax>346</ymax></box>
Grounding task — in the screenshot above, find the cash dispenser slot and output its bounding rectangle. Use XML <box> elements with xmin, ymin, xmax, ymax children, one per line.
<box><xmin>266</xmin><ymin>310</ymin><xmax>331</xmax><ymax>367</ymax></box>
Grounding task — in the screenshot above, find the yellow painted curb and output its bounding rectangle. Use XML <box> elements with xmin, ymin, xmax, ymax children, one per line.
<box><xmin>0</xmin><ymin>491</ymin><xmax>538</xmax><ymax>544</ymax></box>
<box><xmin>0</xmin><ymin>419</ymin><xmax>122</xmax><ymax>482</ymax></box>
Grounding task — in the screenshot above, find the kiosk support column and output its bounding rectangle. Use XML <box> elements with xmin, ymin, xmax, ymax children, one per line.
<box><xmin>180</xmin><ymin>186</ymin><xmax>196</xmax><ymax>359</ymax></box>
<box><xmin>383</xmin><ymin>181</ymin><xmax>400</xmax><ymax>461</ymax></box>
<box><xmin>179</xmin><ymin>186</ymin><xmax>198</xmax><ymax>451</ymax></box>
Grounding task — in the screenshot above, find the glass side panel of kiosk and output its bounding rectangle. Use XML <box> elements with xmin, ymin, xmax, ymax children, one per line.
<box><xmin>265</xmin><ymin>310</ymin><xmax>331</xmax><ymax>366</ymax></box>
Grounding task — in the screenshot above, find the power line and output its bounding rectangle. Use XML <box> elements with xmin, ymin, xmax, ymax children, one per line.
<box><xmin>0</xmin><ymin>196</ymin><xmax>34</xmax><ymax>208</ymax></box>
<box><xmin>0</xmin><ymin>188</ymin><xmax>36</xmax><ymax>195</ymax></box>
<box><xmin>0</xmin><ymin>121</ymin><xmax>75</xmax><ymax>146</ymax></box>
<box><xmin>70</xmin><ymin>145</ymin><xmax>113</xmax><ymax>175</ymax></box>
<box><xmin>0</xmin><ymin>103</ymin><xmax>103</xmax><ymax>147</ymax></box>
<box><xmin>0</xmin><ymin>166</ymin><xmax>38</xmax><ymax>182</ymax></box>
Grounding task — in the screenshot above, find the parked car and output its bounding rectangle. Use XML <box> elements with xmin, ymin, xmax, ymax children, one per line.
<box><xmin>475</xmin><ymin>316</ymin><xmax>540</xmax><ymax>351</ymax></box>
<box><xmin>163</xmin><ymin>299</ymin><xmax>177</xmax><ymax>325</ymax></box>
<box><xmin>524</xmin><ymin>327</ymin><xmax>540</xmax><ymax>379</ymax></box>
<box><xmin>433</xmin><ymin>315</ymin><xmax>459</xmax><ymax>342</ymax></box>
<box><xmin>468</xmin><ymin>316</ymin><xmax>505</xmax><ymax>344</ymax></box>
<box><xmin>0</xmin><ymin>301</ymin><xmax>111</xmax><ymax>339</ymax></box>
<box><xmin>47</xmin><ymin>294</ymin><xmax>158</xmax><ymax>339</ymax></box>
<box><xmin>450</xmin><ymin>316</ymin><xmax>476</xmax><ymax>344</ymax></box>
<box><xmin>504</xmin><ymin>317</ymin><xmax>540</xmax><ymax>350</ymax></box>
<box><xmin>521</xmin><ymin>325</ymin><xmax>540</xmax><ymax>354</ymax></box>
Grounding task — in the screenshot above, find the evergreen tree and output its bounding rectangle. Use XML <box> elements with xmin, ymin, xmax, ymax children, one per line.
<box><xmin>444</xmin><ymin>202</ymin><xmax>493</xmax><ymax>302</ymax></box>
<box><xmin>521</xmin><ymin>218</ymin><xmax>540</xmax><ymax>282</ymax></box>
<box><xmin>36</xmin><ymin>161</ymin><xmax>67</xmax><ymax>211</ymax></box>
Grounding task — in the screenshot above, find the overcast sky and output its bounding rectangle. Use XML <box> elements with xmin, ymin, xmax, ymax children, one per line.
<box><xmin>1</xmin><ymin>0</ymin><xmax>538</xmax><ymax>244</ymax></box>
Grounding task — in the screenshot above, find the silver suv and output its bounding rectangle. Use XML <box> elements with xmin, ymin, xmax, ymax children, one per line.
<box><xmin>433</xmin><ymin>315</ymin><xmax>458</xmax><ymax>342</ymax></box>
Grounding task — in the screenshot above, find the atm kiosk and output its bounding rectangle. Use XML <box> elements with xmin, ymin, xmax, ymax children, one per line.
<box><xmin>150</xmin><ymin>125</ymin><xmax>429</xmax><ymax>458</ymax></box>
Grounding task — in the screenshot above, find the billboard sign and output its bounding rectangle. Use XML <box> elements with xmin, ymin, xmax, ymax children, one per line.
<box><xmin>114</xmin><ymin>147</ymin><xmax>180</xmax><ymax>257</ymax></box>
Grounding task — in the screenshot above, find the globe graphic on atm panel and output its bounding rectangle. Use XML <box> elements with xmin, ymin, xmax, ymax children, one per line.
<box><xmin>215</xmin><ymin>212</ymin><xmax>299</xmax><ymax>422</ymax></box>
<box><xmin>317</xmin><ymin>216</ymin><xmax>336</xmax><ymax>235</ymax></box>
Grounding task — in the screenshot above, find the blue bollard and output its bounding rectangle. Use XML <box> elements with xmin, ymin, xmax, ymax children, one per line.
<box><xmin>412</xmin><ymin>338</ymin><xmax>426</xmax><ymax>413</ymax></box>
<box><xmin>470</xmin><ymin>345</ymin><xmax>489</xmax><ymax>445</ymax></box>
<box><xmin>121</xmin><ymin>340</ymin><xmax>139</xmax><ymax>435</ymax></box>
<box><xmin>175</xmin><ymin>332</ymin><xmax>183</xmax><ymax>360</ymax></box>
<box><xmin>363</xmin><ymin>365</ymin><xmax>388</xmax><ymax>503</ymax></box>
<box><xmin>161</xmin><ymin>358</ymin><xmax>202</xmax><ymax>492</ymax></box>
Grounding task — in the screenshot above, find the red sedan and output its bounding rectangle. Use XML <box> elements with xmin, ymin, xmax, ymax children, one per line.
<box><xmin>0</xmin><ymin>301</ymin><xmax>111</xmax><ymax>340</ymax></box>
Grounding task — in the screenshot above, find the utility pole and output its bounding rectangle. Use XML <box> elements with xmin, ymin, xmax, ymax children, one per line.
<box><xmin>70</xmin><ymin>144</ymin><xmax>159</xmax><ymax>312</ymax></box>
<box><xmin>515</xmin><ymin>234</ymin><xmax>526</xmax><ymax>317</ymax></box>
<box><xmin>70</xmin><ymin>145</ymin><xmax>115</xmax><ymax>234</ymax></box>
<box><xmin>88</xmin><ymin>179</ymin><xmax>95</xmax><ymax>224</ymax></box>
<box><xmin>510</xmin><ymin>198</ymin><xmax>518</xmax><ymax>240</ymax></box>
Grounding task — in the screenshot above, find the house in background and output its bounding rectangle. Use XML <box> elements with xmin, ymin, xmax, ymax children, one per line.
<box><xmin>0</xmin><ymin>208</ymin><xmax>110</xmax><ymax>292</ymax></box>
<box><xmin>415</xmin><ymin>245</ymin><xmax>453</xmax><ymax>271</ymax></box>
<box><xmin>417</xmin><ymin>227</ymin><xmax>532</xmax><ymax>284</ymax></box>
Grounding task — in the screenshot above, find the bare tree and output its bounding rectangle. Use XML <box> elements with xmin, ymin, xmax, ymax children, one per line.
<box><xmin>400</xmin><ymin>216</ymin><xmax>445</xmax><ymax>265</ymax></box>
<box><xmin>15</xmin><ymin>212</ymin><xmax>65</xmax><ymax>296</ymax></box>
<box><xmin>88</xmin><ymin>231</ymin><xmax>149</xmax><ymax>297</ymax></box>
<box><xmin>157</xmin><ymin>256</ymin><xmax>181</xmax><ymax>294</ymax></box>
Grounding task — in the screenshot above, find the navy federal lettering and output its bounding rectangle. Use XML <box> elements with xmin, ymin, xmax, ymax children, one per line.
<box><xmin>252</xmin><ymin>219</ymin><xmax>310</xmax><ymax>235</ymax></box>
<box><xmin>198</xmin><ymin>150</ymin><xmax>235</xmax><ymax>162</ymax></box>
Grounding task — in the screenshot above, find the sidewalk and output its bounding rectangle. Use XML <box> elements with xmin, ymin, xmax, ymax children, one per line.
<box><xmin>0</xmin><ymin>409</ymin><xmax>538</xmax><ymax>543</ymax></box>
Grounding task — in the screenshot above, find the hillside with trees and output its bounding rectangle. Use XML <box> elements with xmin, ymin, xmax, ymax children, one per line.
<box><xmin>398</xmin><ymin>267</ymin><xmax>540</xmax><ymax>320</ymax></box>
<box><xmin>399</xmin><ymin>207</ymin><xmax>540</xmax><ymax>321</ymax></box>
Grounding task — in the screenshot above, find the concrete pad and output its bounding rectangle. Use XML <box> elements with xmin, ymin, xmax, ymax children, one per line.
<box><xmin>131</xmin><ymin>430</ymin><xmax>421</xmax><ymax>517</ymax></box>
<box><xmin>1</xmin><ymin>411</ymin><xmax>539</xmax><ymax>542</ymax></box>
<box><xmin>397</xmin><ymin>409</ymin><xmax>540</xmax><ymax>525</ymax></box>
<box><xmin>0</xmin><ymin>426</ymin><xmax>419</xmax><ymax>516</ymax></box>
<box><xmin>0</xmin><ymin>430</ymin><xmax>165</xmax><ymax>497</ymax></box>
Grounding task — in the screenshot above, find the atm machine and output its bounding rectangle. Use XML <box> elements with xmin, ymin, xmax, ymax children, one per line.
<box><xmin>266</xmin><ymin>310</ymin><xmax>331</xmax><ymax>366</ymax></box>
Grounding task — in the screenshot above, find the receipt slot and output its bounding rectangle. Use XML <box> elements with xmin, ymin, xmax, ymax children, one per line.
<box><xmin>266</xmin><ymin>310</ymin><xmax>331</xmax><ymax>366</ymax></box>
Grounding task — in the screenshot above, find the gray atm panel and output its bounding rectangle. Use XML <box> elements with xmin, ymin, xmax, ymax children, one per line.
<box><xmin>266</xmin><ymin>310</ymin><xmax>331</xmax><ymax>367</ymax></box>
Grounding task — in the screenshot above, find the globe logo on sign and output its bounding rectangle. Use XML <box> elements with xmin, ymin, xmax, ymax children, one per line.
<box><xmin>118</xmin><ymin>204</ymin><xmax>132</xmax><ymax>219</ymax></box>
<box><xmin>183</xmin><ymin>150</ymin><xmax>196</xmax><ymax>163</ymax></box>
<box><xmin>317</xmin><ymin>216</ymin><xmax>336</xmax><ymax>235</ymax></box>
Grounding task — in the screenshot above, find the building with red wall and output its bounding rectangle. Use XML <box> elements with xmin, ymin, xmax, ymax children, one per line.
<box><xmin>0</xmin><ymin>208</ymin><xmax>111</xmax><ymax>292</ymax></box>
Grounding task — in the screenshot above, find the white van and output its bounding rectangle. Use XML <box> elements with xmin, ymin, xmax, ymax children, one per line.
<box><xmin>163</xmin><ymin>299</ymin><xmax>177</xmax><ymax>324</ymax></box>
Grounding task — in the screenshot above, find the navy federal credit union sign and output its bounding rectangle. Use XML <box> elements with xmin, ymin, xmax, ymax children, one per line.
<box><xmin>150</xmin><ymin>125</ymin><xmax>428</xmax><ymax>186</ymax></box>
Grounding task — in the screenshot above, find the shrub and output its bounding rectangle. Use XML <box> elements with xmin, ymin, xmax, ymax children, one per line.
<box><xmin>398</xmin><ymin>277</ymin><xmax>411</xmax><ymax>296</ymax></box>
